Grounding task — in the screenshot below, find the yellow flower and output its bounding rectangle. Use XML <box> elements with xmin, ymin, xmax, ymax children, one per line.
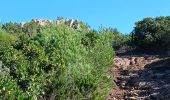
<box><xmin>2</xmin><ymin>87</ymin><xmax>5</xmax><ymax>91</ymax></box>
<box><xmin>31</xmin><ymin>75</ymin><xmax>36</xmax><ymax>81</ymax></box>
<box><xmin>8</xmin><ymin>91</ymin><xmax>11</xmax><ymax>94</ymax></box>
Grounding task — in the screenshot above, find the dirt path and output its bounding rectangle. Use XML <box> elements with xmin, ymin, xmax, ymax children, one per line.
<box><xmin>107</xmin><ymin>55</ymin><xmax>170</xmax><ymax>100</ymax></box>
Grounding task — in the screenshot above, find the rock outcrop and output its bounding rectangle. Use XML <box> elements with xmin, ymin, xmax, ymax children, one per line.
<box><xmin>21</xmin><ymin>17</ymin><xmax>84</xmax><ymax>30</ymax></box>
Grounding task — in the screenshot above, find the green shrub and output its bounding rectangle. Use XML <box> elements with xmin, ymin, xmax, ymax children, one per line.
<box><xmin>112</xmin><ymin>33</ymin><xmax>131</xmax><ymax>50</ymax></box>
<box><xmin>0</xmin><ymin>29</ymin><xmax>16</xmax><ymax>45</ymax></box>
<box><xmin>81</xmin><ymin>30</ymin><xmax>99</xmax><ymax>48</ymax></box>
<box><xmin>0</xmin><ymin>74</ymin><xmax>26</xmax><ymax>100</ymax></box>
<box><xmin>131</xmin><ymin>16</ymin><xmax>170</xmax><ymax>51</ymax></box>
<box><xmin>2</xmin><ymin>22</ymin><xmax>23</xmax><ymax>34</ymax></box>
<box><xmin>0</xmin><ymin>24</ymin><xmax>114</xmax><ymax>99</ymax></box>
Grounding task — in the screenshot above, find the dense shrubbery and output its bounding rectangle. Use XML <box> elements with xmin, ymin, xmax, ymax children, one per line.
<box><xmin>0</xmin><ymin>22</ymin><xmax>114</xmax><ymax>99</ymax></box>
<box><xmin>102</xmin><ymin>28</ymin><xmax>132</xmax><ymax>52</ymax></box>
<box><xmin>112</xmin><ymin>33</ymin><xmax>131</xmax><ymax>50</ymax></box>
<box><xmin>2</xmin><ymin>22</ymin><xmax>23</xmax><ymax>34</ymax></box>
<box><xmin>1</xmin><ymin>16</ymin><xmax>170</xmax><ymax>99</ymax></box>
<box><xmin>131</xmin><ymin>16</ymin><xmax>170</xmax><ymax>51</ymax></box>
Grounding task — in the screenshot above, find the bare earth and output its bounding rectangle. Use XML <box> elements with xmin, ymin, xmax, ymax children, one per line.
<box><xmin>107</xmin><ymin>55</ymin><xmax>170</xmax><ymax>100</ymax></box>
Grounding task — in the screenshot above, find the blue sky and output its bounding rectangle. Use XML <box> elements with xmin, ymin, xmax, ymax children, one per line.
<box><xmin>0</xmin><ymin>0</ymin><xmax>170</xmax><ymax>33</ymax></box>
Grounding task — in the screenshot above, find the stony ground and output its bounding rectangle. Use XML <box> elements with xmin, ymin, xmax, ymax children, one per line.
<box><xmin>107</xmin><ymin>55</ymin><xmax>170</xmax><ymax>100</ymax></box>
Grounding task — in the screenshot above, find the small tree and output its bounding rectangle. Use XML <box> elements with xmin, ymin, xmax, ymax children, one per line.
<box><xmin>131</xmin><ymin>16</ymin><xmax>170</xmax><ymax>51</ymax></box>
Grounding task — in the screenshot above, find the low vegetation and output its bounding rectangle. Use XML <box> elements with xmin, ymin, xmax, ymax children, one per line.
<box><xmin>131</xmin><ymin>16</ymin><xmax>170</xmax><ymax>51</ymax></box>
<box><xmin>0</xmin><ymin>16</ymin><xmax>170</xmax><ymax>99</ymax></box>
<box><xmin>0</xmin><ymin>21</ymin><xmax>115</xmax><ymax>99</ymax></box>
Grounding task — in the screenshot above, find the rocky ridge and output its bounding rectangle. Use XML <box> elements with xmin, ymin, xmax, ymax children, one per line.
<box><xmin>21</xmin><ymin>17</ymin><xmax>85</xmax><ymax>30</ymax></box>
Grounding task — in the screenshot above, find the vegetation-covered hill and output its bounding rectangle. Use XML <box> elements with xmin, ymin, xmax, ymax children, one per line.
<box><xmin>0</xmin><ymin>18</ymin><xmax>116</xmax><ymax>99</ymax></box>
<box><xmin>0</xmin><ymin>16</ymin><xmax>170</xmax><ymax>99</ymax></box>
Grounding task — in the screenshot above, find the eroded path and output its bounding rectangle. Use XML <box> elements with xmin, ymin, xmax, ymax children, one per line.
<box><xmin>107</xmin><ymin>55</ymin><xmax>170</xmax><ymax>100</ymax></box>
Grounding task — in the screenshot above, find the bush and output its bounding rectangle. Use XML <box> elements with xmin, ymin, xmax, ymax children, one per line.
<box><xmin>112</xmin><ymin>33</ymin><xmax>131</xmax><ymax>50</ymax></box>
<box><xmin>0</xmin><ymin>24</ymin><xmax>114</xmax><ymax>99</ymax></box>
<box><xmin>131</xmin><ymin>16</ymin><xmax>170</xmax><ymax>51</ymax></box>
<box><xmin>2</xmin><ymin>22</ymin><xmax>23</xmax><ymax>34</ymax></box>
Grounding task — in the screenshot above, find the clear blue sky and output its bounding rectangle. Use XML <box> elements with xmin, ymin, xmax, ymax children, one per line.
<box><xmin>0</xmin><ymin>0</ymin><xmax>170</xmax><ymax>34</ymax></box>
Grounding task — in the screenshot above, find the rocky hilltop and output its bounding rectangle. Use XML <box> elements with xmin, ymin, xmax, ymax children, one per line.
<box><xmin>21</xmin><ymin>17</ymin><xmax>86</xmax><ymax>30</ymax></box>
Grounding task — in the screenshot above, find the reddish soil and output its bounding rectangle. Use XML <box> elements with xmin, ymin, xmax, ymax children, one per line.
<box><xmin>107</xmin><ymin>55</ymin><xmax>170</xmax><ymax>100</ymax></box>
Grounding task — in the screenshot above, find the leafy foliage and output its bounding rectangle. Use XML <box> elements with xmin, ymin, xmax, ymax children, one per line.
<box><xmin>2</xmin><ymin>22</ymin><xmax>23</xmax><ymax>34</ymax></box>
<box><xmin>0</xmin><ymin>23</ymin><xmax>114</xmax><ymax>99</ymax></box>
<box><xmin>131</xmin><ymin>16</ymin><xmax>170</xmax><ymax>51</ymax></box>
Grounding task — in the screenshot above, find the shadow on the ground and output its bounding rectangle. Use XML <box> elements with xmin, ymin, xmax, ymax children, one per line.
<box><xmin>123</xmin><ymin>58</ymin><xmax>170</xmax><ymax>99</ymax></box>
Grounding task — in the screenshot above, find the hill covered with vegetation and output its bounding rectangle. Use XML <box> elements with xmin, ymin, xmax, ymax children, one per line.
<box><xmin>0</xmin><ymin>18</ymin><xmax>116</xmax><ymax>99</ymax></box>
<box><xmin>0</xmin><ymin>16</ymin><xmax>170</xmax><ymax>99</ymax></box>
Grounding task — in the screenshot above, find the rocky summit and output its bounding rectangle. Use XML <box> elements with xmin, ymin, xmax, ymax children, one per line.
<box><xmin>21</xmin><ymin>17</ymin><xmax>83</xmax><ymax>30</ymax></box>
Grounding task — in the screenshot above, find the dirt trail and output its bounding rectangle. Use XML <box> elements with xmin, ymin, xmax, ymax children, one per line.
<box><xmin>107</xmin><ymin>55</ymin><xmax>170</xmax><ymax>100</ymax></box>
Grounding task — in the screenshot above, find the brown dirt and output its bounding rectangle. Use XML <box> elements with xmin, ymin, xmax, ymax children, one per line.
<box><xmin>107</xmin><ymin>55</ymin><xmax>170</xmax><ymax>100</ymax></box>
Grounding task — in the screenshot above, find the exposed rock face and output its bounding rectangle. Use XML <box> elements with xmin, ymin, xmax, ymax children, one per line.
<box><xmin>32</xmin><ymin>19</ymin><xmax>52</xmax><ymax>26</ymax></box>
<box><xmin>107</xmin><ymin>55</ymin><xmax>170</xmax><ymax>100</ymax></box>
<box><xmin>56</xmin><ymin>18</ymin><xmax>81</xmax><ymax>29</ymax></box>
<box><xmin>21</xmin><ymin>19</ymin><xmax>52</xmax><ymax>27</ymax></box>
<box><xmin>21</xmin><ymin>18</ymin><xmax>82</xmax><ymax>30</ymax></box>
